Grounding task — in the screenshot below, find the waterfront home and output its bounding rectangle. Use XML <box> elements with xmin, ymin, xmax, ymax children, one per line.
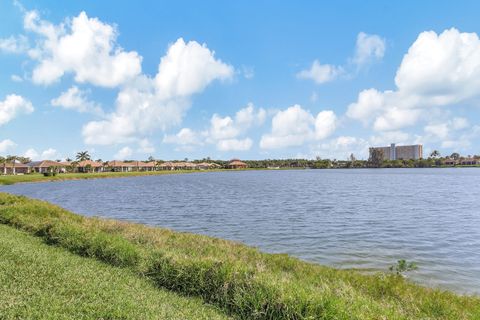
<box><xmin>196</xmin><ymin>162</ymin><xmax>222</xmax><ymax>170</ymax></box>
<box><xmin>443</xmin><ymin>159</ymin><xmax>457</xmax><ymax>166</ymax></box>
<box><xmin>228</xmin><ymin>159</ymin><xmax>248</xmax><ymax>169</ymax></box>
<box><xmin>27</xmin><ymin>160</ymin><xmax>66</xmax><ymax>173</ymax></box>
<box><xmin>106</xmin><ymin>160</ymin><xmax>133</xmax><ymax>172</ymax></box>
<box><xmin>130</xmin><ymin>161</ymin><xmax>156</xmax><ymax>171</ymax></box>
<box><xmin>158</xmin><ymin>161</ymin><xmax>175</xmax><ymax>170</ymax></box>
<box><xmin>77</xmin><ymin>160</ymin><xmax>104</xmax><ymax>173</ymax></box>
<box><xmin>460</xmin><ymin>158</ymin><xmax>479</xmax><ymax>166</ymax></box>
<box><xmin>2</xmin><ymin>161</ymin><xmax>29</xmax><ymax>175</ymax></box>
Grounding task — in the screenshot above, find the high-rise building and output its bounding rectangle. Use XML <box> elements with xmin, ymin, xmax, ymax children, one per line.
<box><xmin>369</xmin><ymin>143</ymin><xmax>423</xmax><ymax>160</ymax></box>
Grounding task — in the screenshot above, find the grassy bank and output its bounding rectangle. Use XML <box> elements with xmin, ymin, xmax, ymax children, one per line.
<box><xmin>0</xmin><ymin>193</ymin><xmax>479</xmax><ymax>319</ymax></box>
<box><xmin>0</xmin><ymin>224</ymin><xmax>228</xmax><ymax>319</ymax></box>
<box><xmin>0</xmin><ymin>170</ymin><xmax>219</xmax><ymax>185</ymax></box>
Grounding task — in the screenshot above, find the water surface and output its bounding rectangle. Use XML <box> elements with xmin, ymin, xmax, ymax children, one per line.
<box><xmin>2</xmin><ymin>168</ymin><xmax>479</xmax><ymax>294</ymax></box>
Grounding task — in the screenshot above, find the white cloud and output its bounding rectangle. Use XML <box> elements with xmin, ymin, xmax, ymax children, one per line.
<box><xmin>10</xmin><ymin>74</ymin><xmax>23</xmax><ymax>82</ymax></box>
<box><xmin>313</xmin><ymin>136</ymin><xmax>369</xmax><ymax>160</ymax></box>
<box><xmin>0</xmin><ymin>139</ymin><xmax>17</xmax><ymax>153</ymax></box>
<box><xmin>216</xmin><ymin>138</ymin><xmax>253</xmax><ymax>151</ymax></box>
<box><xmin>370</xmin><ymin>131</ymin><xmax>411</xmax><ymax>146</ymax></box>
<box><xmin>241</xmin><ymin>66</ymin><xmax>254</xmax><ymax>79</ymax></box>
<box><xmin>24</xmin><ymin>10</ymin><xmax>142</xmax><ymax>87</ymax></box>
<box><xmin>83</xmin><ymin>38</ymin><xmax>234</xmax><ymax>145</ymax></box>
<box><xmin>41</xmin><ymin>148</ymin><xmax>59</xmax><ymax>159</ymax></box>
<box><xmin>163</xmin><ymin>128</ymin><xmax>203</xmax><ymax>146</ymax></box>
<box><xmin>22</xmin><ymin>147</ymin><xmax>60</xmax><ymax>160</ymax></box>
<box><xmin>347</xmin><ymin>28</ymin><xmax>480</xmax><ymax>132</ymax></box>
<box><xmin>260</xmin><ymin>105</ymin><xmax>337</xmax><ymax>149</ymax></box>
<box><xmin>114</xmin><ymin>146</ymin><xmax>133</xmax><ymax>160</ymax></box>
<box><xmin>0</xmin><ymin>94</ymin><xmax>34</xmax><ymax>126</ymax></box>
<box><xmin>51</xmin><ymin>86</ymin><xmax>103</xmax><ymax>115</ymax></box>
<box><xmin>297</xmin><ymin>60</ymin><xmax>343</xmax><ymax>84</ymax></box>
<box><xmin>155</xmin><ymin>38</ymin><xmax>234</xmax><ymax>100</ymax></box>
<box><xmin>0</xmin><ymin>35</ymin><xmax>29</xmax><ymax>53</ymax></box>
<box><xmin>416</xmin><ymin>117</ymin><xmax>471</xmax><ymax>148</ymax></box>
<box><xmin>353</xmin><ymin>32</ymin><xmax>386</xmax><ymax>66</ymax></box>
<box><xmin>424</xmin><ymin>123</ymin><xmax>449</xmax><ymax>139</ymax></box>
<box><xmin>23</xmin><ymin>148</ymin><xmax>38</xmax><ymax>160</ymax></box>
<box><xmin>315</xmin><ymin>110</ymin><xmax>337</xmax><ymax>140</ymax></box>
<box><xmin>164</xmin><ymin>103</ymin><xmax>264</xmax><ymax>152</ymax></box>
<box><xmin>137</xmin><ymin>139</ymin><xmax>155</xmax><ymax>154</ymax></box>
<box><xmin>451</xmin><ymin>117</ymin><xmax>469</xmax><ymax>130</ymax></box>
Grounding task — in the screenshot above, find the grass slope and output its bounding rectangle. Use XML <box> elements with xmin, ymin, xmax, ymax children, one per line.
<box><xmin>0</xmin><ymin>224</ymin><xmax>228</xmax><ymax>320</ymax></box>
<box><xmin>0</xmin><ymin>170</ymin><xmax>215</xmax><ymax>185</ymax></box>
<box><xmin>0</xmin><ymin>192</ymin><xmax>479</xmax><ymax>319</ymax></box>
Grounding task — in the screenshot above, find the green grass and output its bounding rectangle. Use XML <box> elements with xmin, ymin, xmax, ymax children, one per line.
<box><xmin>0</xmin><ymin>192</ymin><xmax>479</xmax><ymax>319</ymax></box>
<box><xmin>0</xmin><ymin>170</ymin><xmax>219</xmax><ymax>185</ymax></box>
<box><xmin>0</xmin><ymin>224</ymin><xmax>229</xmax><ymax>320</ymax></box>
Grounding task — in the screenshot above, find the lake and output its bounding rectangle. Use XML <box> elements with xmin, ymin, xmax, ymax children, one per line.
<box><xmin>2</xmin><ymin>168</ymin><xmax>479</xmax><ymax>294</ymax></box>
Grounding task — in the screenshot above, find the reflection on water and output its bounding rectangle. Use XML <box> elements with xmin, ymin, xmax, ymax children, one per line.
<box><xmin>2</xmin><ymin>168</ymin><xmax>480</xmax><ymax>294</ymax></box>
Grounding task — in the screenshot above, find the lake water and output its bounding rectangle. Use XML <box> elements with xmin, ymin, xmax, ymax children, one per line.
<box><xmin>2</xmin><ymin>168</ymin><xmax>480</xmax><ymax>294</ymax></box>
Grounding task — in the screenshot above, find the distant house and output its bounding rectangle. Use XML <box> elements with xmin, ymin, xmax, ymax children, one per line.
<box><xmin>77</xmin><ymin>160</ymin><xmax>104</xmax><ymax>173</ymax></box>
<box><xmin>443</xmin><ymin>159</ymin><xmax>457</xmax><ymax>166</ymax></box>
<box><xmin>28</xmin><ymin>160</ymin><xmax>66</xmax><ymax>173</ymax></box>
<box><xmin>197</xmin><ymin>162</ymin><xmax>221</xmax><ymax>170</ymax></box>
<box><xmin>227</xmin><ymin>159</ymin><xmax>248</xmax><ymax>169</ymax></box>
<box><xmin>460</xmin><ymin>158</ymin><xmax>479</xmax><ymax>166</ymax></box>
<box><xmin>2</xmin><ymin>161</ymin><xmax>29</xmax><ymax>175</ymax></box>
<box><xmin>130</xmin><ymin>161</ymin><xmax>156</xmax><ymax>171</ymax></box>
<box><xmin>106</xmin><ymin>160</ymin><xmax>134</xmax><ymax>172</ymax></box>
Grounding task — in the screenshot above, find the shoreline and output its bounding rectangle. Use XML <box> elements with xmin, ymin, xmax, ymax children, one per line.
<box><xmin>0</xmin><ymin>192</ymin><xmax>478</xmax><ymax>319</ymax></box>
<box><xmin>1</xmin><ymin>166</ymin><xmax>478</xmax><ymax>186</ymax></box>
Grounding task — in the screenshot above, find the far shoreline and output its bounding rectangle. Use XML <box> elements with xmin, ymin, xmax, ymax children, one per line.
<box><xmin>1</xmin><ymin>165</ymin><xmax>479</xmax><ymax>186</ymax></box>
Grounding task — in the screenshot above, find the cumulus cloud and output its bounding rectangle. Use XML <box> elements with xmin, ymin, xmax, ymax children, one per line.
<box><xmin>353</xmin><ymin>32</ymin><xmax>386</xmax><ymax>66</ymax></box>
<box><xmin>10</xmin><ymin>74</ymin><xmax>23</xmax><ymax>82</ymax></box>
<box><xmin>164</xmin><ymin>103</ymin><xmax>265</xmax><ymax>152</ymax></box>
<box><xmin>298</xmin><ymin>32</ymin><xmax>385</xmax><ymax>85</ymax></box>
<box><xmin>313</xmin><ymin>136</ymin><xmax>369</xmax><ymax>160</ymax></box>
<box><xmin>216</xmin><ymin>138</ymin><xmax>253</xmax><ymax>151</ymax></box>
<box><xmin>415</xmin><ymin>117</ymin><xmax>471</xmax><ymax>148</ymax></box>
<box><xmin>114</xmin><ymin>146</ymin><xmax>132</xmax><ymax>160</ymax></box>
<box><xmin>163</xmin><ymin>128</ymin><xmax>203</xmax><ymax>146</ymax></box>
<box><xmin>23</xmin><ymin>10</ymin><xmax>142</xmax><ymax>87</ymax></box>
<box><xmin>137</xmin><ymin>139</ymin><xmax>155</xmax><ymax>154</ymax></box>
<box><xmin>0</xmin><ymin>139</ymin><xmax>17</xmax><ymax>153</ymax></box>
<box><xmin>51</xmin><ymin>86</ymin><xmax>103</xmax><ymax>115</ymax></box>
<box><xmin>83</xmin><ymin>38</ymin><xmax>234</xmax><ymax>145</ymax></box>
<box><xmin>297</xmin><ymin>60</ymin><xmax>343</xmax><ymax>84</ymax></box>
<box><xmin>347</xmin><ymin>28</ymin><xmax>480</xmax><ymax>131</ymax></box>
<box><xmin>23</xmin><ymin>147</ymin><xmax>60</xmax><ymax>160</ymax></box>
<box><xmin>260</xmin><ymin>105</ymin><xmax>337</xmax><ymax>149</ymax></box>
<box><xmin>0</xmin><ymin>35</ymin><xmax>29</xmax><ymax>53</ymax></box>
<box><xmin>0</xmin><ymin>94</ymin><xmax>34</xmax><ymax>126</ymax></box>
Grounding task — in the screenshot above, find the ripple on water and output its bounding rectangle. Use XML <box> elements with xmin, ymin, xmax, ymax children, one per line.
<box><xmin>1</xmin><ymin>168</ymin><xmax>480</xmax><ymax>294</ymax></box>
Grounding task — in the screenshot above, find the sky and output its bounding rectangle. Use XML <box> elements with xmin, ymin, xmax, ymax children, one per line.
<box><xmin>1</xmin><ymin>0</ymin><xmax>480</xmax><ymax>161</ymax></box>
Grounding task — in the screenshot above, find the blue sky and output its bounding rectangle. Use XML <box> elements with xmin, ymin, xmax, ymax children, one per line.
<box><xmin>1</xmin><ymin>1</ymin><xmax>480</xmax><ymax>161</ymax></box>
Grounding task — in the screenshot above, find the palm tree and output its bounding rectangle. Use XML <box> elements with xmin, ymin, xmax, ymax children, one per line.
<box><xmin>76</xmin><ymin>151</ymin><xmax>91</xmax><ymax>161</ymax></box>
<box><xmin>0</xmin><ymin>156</ymin><xmax>6</xmax><ymax>175</ymax></box>
<box><xmin>430</xmin><ymin>150</ymin><xmax>440</xmax><ymax>158</ymax></box>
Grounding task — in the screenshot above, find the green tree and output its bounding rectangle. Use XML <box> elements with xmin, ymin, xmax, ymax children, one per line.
<box><xmin>430</xmin><ymin>150</ymin><xmax>440</xmax><ymax>158</ymax></box>
<box><xmin>76</xmin><ymin>151</ymin><xmax>91</xmax><ymax>161</ymax></box>
<box><xmin>368</xmin><ymin>149</ymin><xmax>384</xmax><ymax>168</ymax></box>
<box><xmin>0</xmin><ymin>156</ymin><xmax>6</xmax><ymax>175</ymax></box>
<box><xmin>450</xmin><ymin>152</ymin><xmax>460</xmax><ymax>160</ymax></box>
